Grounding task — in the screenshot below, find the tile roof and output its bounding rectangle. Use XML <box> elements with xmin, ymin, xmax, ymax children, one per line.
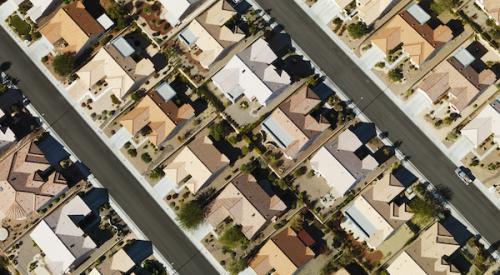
<box><xmin>462</xmin><ymin>103</ymin><xmax>500</xmax><ymax>147</ymax></box>
<box><xmin>68</xmin><ymin>48</ymin><xmax>135</xmax><ymax>100</ymax></box>
<box><xmin>149</xmin><ymin>90</ymin><xmax>195</xmax><ymax>125</ymax></box>
<box><xmin>387</xmin><ymin>252</ymin><xmax>427</xmax><ymax>275</ymax></box>
<box><xmin>372</xmin><ymin>14</ymin><xmax>435</xmax><ymax>65</ymax></box>
<box><xmin>417</xmin><ymin>61</ymin><xmax>479</xmax><ymax>111</ymax></box>
<box><xmin>250</xmin><ymin>227</ymin><xmax>315</xmax><ymax>275</ymax></box>
<box><xmin>41</xmin><ymin>2</ymin><xmax>103</xmax><ymax>53</ymax></box>
<box><xmin>0</xmin><ymin>140</ymin><xmax>67</xmax><ymax>220</ymax></box>
<box><xmin>483</xmin><ymin>0</ymin><xmax>500</xmax><ymax>23</ymax></box>
<box><xmin>206</xmin><ymin>182</ymin><xmax>267</xmax><ymax>239</ymax></box>
<box><xmin>357</xmin><ymin>0</ymin><xmax>394</xmax><ymax>25</ymax></box>
<box><xmin>232</xmin><ymin>174</ymin><xmax>287</xmax><ymax>221</ymax></box>
<box><xmin>119</xmin><ymin>95</ymin><xmax>176</xmax><ymax>146</ymax></box>
<box><xmin>406</xmin><ymin>222</ymin><xmax>460</xmax><ymax>275</ymax></box>
<box><xmin>196</xmin><ymin>0</ymin><xmax>245</xmax><ymax>48</ymax></box>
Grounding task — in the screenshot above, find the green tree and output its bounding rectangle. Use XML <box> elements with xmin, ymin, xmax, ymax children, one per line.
<box><xmin>143</xmin><ymin>259</ymin><xmax>167</xmax><ymax>275</ymax></box>
<box><xmin>347</xmin><ymin>22</ymin><xmax>370</xmax><ymax>39</ymax></box>
<box><xmin>141</xmin><ymin>153</ymin><xmax>152</xmax><ymax>163</ymax></box>
<box><xmin>177</xmin><ymin>200</ymin><xmax>204</xmax><ymax>230</ymax></box>
<box><xmin>149</xmin><ymin>167</ymin><xmax>165</xmax><ymax>180</ymax></box>
<box><xmin>219</xmin><ymin>225</ymin><xmax>249</xmax><ymax>249</ymax></box>
<box><xmin>53</xmin><ymin>53</ymin><xmax>75</xmax><ymax>77</ymax></box>
<box><xmin>431</xmin><ymin>0</ymin><xmax>460</xmax><ymax>14</ymax></box>
<box><xmin>226</xmin><ymin>258</ymin><xmax>247</xmax><ymax>275</ymax></box>
<box><xmin>209</xmin><ymin>121</ymin><xmax>232</xmax><ymax>141</ymax></box>
<box><xmin>388</xmin><ymin>68</ymin><xmax>404</xmax><ymax>82</ymax></box>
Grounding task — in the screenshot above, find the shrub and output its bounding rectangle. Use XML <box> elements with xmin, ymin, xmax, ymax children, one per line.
<box><xmin>196</xmin><ymin>85</ymin><xmax>225</xmax><ymax>111</ymax></box>
<box><xmin>347</xmin><ymin>22</ymin><xmax>369</xmax><ymax>39</ymax></box>
<box><xmin>388</xmin><ymin>68</ymin><xmax>403</xmax><ymax>82</ymax></box>
<box><xmin>149</xmin><ymin>167</ymin><xmax>165</xmax><ymax>180</ymax></box>
<box><xmin>110</xmin><ymin>94</ymin><xmax>121</xmax><ymax>105</ymax></box>
<box><xmin>209</xmin><ymin>120</ymin><xmax>232</xmax><ymax>141</ymax></box>
<box><xmin>177</xmin><ymin>200</ymin><xmax>204</xmax><ymax>230</ymax></box>
<box><xmin>53</xmin><ymin>53</ymin><xmax>75</xmax><ymax>77</ymax></box>
<box><xmin>141</xmin><ymin>153</ymin><xmax>152</xmax><ymax>163</ymax></box>
<box><xmin>143</xmin><ymin>259</ymin><xmax>167</xmax><ymax>275</ymax></box>
<box><xmin>219</xmin><ymin>225</ymin><xmax>249</xmax><ymax>249</ymax></box>
<box><xmin>226</xmin><ymin>258</ymin><xmax>247</xmax><ymax>275</ymax></box>
<box><xmin>127</xmin><ymin>148</ymin><xmax>137</xmax><ymax>157</ymax></box>
<box><xmin>9</xmin><ymin>15</ymin><xmax>31</xmax><ymax>36</ymax></box>
<box><xmin>431</xmin><ymin>0</ymin><xmax>459</xmax><ymax>14</ymax></box>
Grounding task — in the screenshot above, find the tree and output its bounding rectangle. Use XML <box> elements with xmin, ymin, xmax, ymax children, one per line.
<box><xmin>347</xmin><ymin>22</ymin><xmax>370</xmax><ymax>39</ymax></box>
<box><xmin>143</xmin><ymin>259</ymin><xmax>167</xmax><ymax>275</ymax></box>
<box><xmin>431</xmin><ymin>0</ymin><xmax>460</xmax><ymax>14</ymax></box>
<box><xmin>209</xmin><ymin>120</ymin><xmax>232</xmax><ymax>141</ymax></box>
<box><xmin>388</xmin><ymin>68</ymin><xmax>404</xmax><ymax>82</ymax></box>
<box><xmin>149</xmin><ymin>167</ymin><xmax>165</xmax><ymax>180</ymax></box>
<box><xmin>141</xmin><ymin>153</ymin><xmax>152</xmax><ymax>163</ymax></box>
<box><xmin>53</xmin><ymin>53</ymin><xmax>75</xmax><ymax>77</ymax></box>
<box><xmin>127</xmin><ymin>148</ymin><xmax>137</xmax><ymax>157</ymax></box>
<box><xmin>177</xmin><ymin>200</ymin><xmax>204</xmax><ymax>230</ymax></box>
<box><xmin>226</xmin><ymin>258</ymin><xmax>247</xmax><ymax>275</ymax></box>
<box><xmin>219</xmin><ymin>225</ymin><xmax>249</xmax><ymax>249</ymax></box>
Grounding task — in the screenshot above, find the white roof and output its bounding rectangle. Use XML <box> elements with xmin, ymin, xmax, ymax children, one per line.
<box><xmin>462</xmin><ymin>104</ymin><xmax>500</xmax><ymax>147</ymax></box>
<box><xmin>454</xmin><ymin>48</ymin><xmax>476</xmax><ymax>67</ymax></box>
<box><xmin>26</xmin><ymin>0</ymin><xmax>55</xmax><ymax>21</ymax></box>
<box><xmin>30</xmin><ymin>220</ymin><xmax>76</xmax><ymax>274</ymax></box>
<box><xmin>160</xmin><ymin>0</ymin><xmax>193</xmax><ymax>25</ymax></box>
<box><xmin>310</xmin><ymin>147</ymin><xmax>356</xmax><ymax>197</ymax></box>
<box><xmin>387</xmin><ymin>252</ymin><xmax>426</xmax><ymax>275</ymax></box>
<box><xmin>212</xmin><ymin>56</ymin><xmax>273</xmax><ymax>105</ymax></box>
<box><xmin>407</xmin><ymin>3</ymin><xmax>431</xmax><ymax>24</ymax></box>
<box><xmin>113</xmin><ymin>37</ymin><xmax>135</xmax><ymax>57</ymax></box>
<box><xmin>97</xmin><ymin>14</ymin><xmax>114</xmax><ymax>30</ymax></box>
<box><xmin>342</xmin><ymin>196</ymin><xmax>394</xmax><ymax>248</ymax></box>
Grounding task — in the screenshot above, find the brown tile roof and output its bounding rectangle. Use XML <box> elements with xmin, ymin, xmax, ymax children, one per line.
<box><xmin>371</xmin><ymin>15</ymin><xmax>435</xmax><ymax>65</ymax></box>
<box><xmin>278</xmin><ymin>84</ymin><xmax>329</xmax><ymax>139</ymax></box>
<box><xmin>250</xmin><ymin>227</ymin><xmax>315</xmax><ymax>275</ymax></box>
<box><xmin>196</xmin><ymin>0</ymin><xmax>245</xmax><ymax>48</ymax></box>
<box><xmin>0</xmin><ymin>140</ymin><xmax>67</xmax><ymax>220</ymax></box>
<box><xmin>406</xmin><ymin>222</ymin><xmax>460</xmax><ymax>275</ymax></box>
<box><xmin>187</xmin><ymin>132</ymin><xmax>229</xmax><ymax>172</ymax></box>
<box><xmin>271</xmin><ymin>227</ymin><xmax>315</xmax><ymax>267</ymax></box>
<box><xmin>63</xmin><ymin>2</ymin><xmax>103</xmax><ymax>37</ymax></box>
<box><xmin>149</xmin><ymin>91</ymin><xmax>195</xmax><ymax>125</ymax></box>
<box><xmin>399</xmin><ymin>9</ymin><xmax>452</xmax><ymax>48</ymax></box>
<box><xmin>232</xmin><ymin>174</ymin><xmax>286</xmax><ymax>221</ymax></box>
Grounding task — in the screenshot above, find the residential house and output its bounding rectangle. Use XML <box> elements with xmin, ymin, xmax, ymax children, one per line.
<box><xmin>417</xmin><ymin>39</ymin><xmax>499</xmax><ymax>112</ymax></box>
<box><xmin>262</xmin><ymin>84</ymin><xmax>329</xmax><ymax>159</ymax></box>
<box><xmin>386</xmin><ymin>251</ymin><xmax>427</xmax><ymax>275</ymax></box>
<box><xmin>109</xmin><ymin>240</ymin><xmax>153</xmax><ymax>274</ymax></box>
<box><xmin>164</xmin><ymin>132</ymin><xmax>229</xmax><ymax>194</ymax></box>
<box><xmin>159</xmin><ymin>0</ymin><xmax>208</xmax><ymax>26</ymax></box>
<box><xmin>462</xmin><ymin>99</ymin><xmax>500</xmax><ymax>148</ymax></box>
<box><xmin>67</xmin><ymin>48</ymin><xmax>135</xmax><ymax>101</ymax></box>
<box><xmin>357</xmin><ymin>0</ymin><xmax>395</xmax><ymax>26</ymax></box>
<box><xmin>250</xmin><ymin>227</ymin><xmax>315</xmax><ymax>275</ymax></box>
<box><xmin>416</xmin><ymin>61</ymin><xmax>479</xmax><ymax>113</ymax></box>
<box><xmin>311</xmin><ymin>122</ymin><xmax>385</xmax><ymax>200</ymax></box>
<box><xmin>212</xmin><ymin>38</ymin><xmax>291</xmax><ymax>105</ymax></box>
<box><xmin>30</xmin><ymin>191</ymin><xmax>108</xmax><ymax>274</ymax></box>
<box><xmin>20</xmin><ymin>0</ymin><xmax>60</xmax><ymax>23</ymax></box>
<box><xmin>476</xmin><ymin>0</ymin><xmax>500</xmax><ymax>24</ymax></box>
<box><xmin>399</xmin><ymin>222</ymin><xmax>462</xmax><ymax>275</ymax></box>
<box><xmin>371</xmin><ymin>3</ymin><xmax>453</xmax><ymax>66</ymax></box>
<box><xmin>341</xmin><ymin>166</ymin><xmax>416</xmax><ymax>248</ymax></box>
<box><xmin>119</xmin><ymin>95</ymin><xmax>177</xmax><ymax>147</ymax></box>
<box><xmin>207</xmin><ymin>174</ymin><xmax>286</xmax><ymax>239</ymax></box>
<box><xmin>40</xmin><ymin>1</ymin><xmax>104</xmax><ymax>55</ymax></box>
<box><xmin>179</xmin><ymin>0</ymin><xmax>245</xmax><ymax>69</ymax></box>
<box><xmin>0</xmin><ymin>140</ymin><xmax>67</xmax><ymax>221</ymax></box>
<box><xmin>0</xmin><ymin>109</ymin><xmax>15</xmax><ymax>155</ymax></box>
<box><xmin>105</xmin><ymin>34</ymin><xmax>157</xmax><ymax>82</ymax></box>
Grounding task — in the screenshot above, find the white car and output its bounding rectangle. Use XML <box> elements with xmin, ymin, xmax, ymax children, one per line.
<box><xmin>455</xmin><ymin>167</ymin><xmax>473</xmax><ymax>185</ymax></box>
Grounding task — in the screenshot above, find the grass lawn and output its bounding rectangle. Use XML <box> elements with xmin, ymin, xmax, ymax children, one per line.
<box><xmin>9</xmin><ymin>14</ymin><xmax>31</xmax><ymax>36</ymax></box>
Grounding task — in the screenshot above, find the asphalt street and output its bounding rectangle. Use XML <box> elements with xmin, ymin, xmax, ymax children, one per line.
<box><xmin>0</xmin><ymin>28</ymin><xmax>218</xmax><ymax>275</ymax></box>
<box><xmin>254</xmin><ymin>0</ymin><xmax>500</xmax><ymax>245</ymax></box>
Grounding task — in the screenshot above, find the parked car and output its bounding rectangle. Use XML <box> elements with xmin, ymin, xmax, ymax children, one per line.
<box><xmin>455</xmin><ymin>166</ymin><xmax>474</xmax><ymax>185</ymax></box>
